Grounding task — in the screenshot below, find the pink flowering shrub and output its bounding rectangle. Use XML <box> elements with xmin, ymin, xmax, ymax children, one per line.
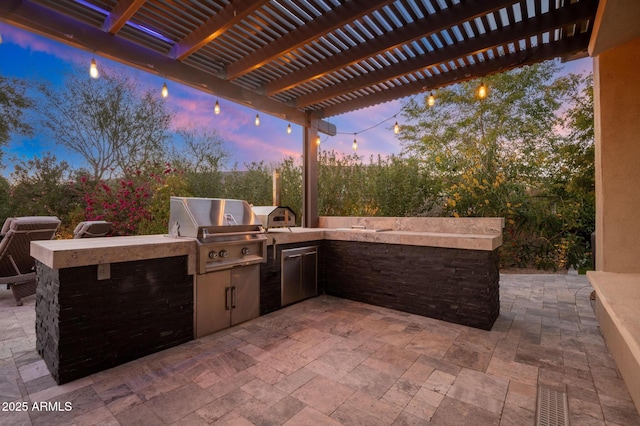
<box><xmin>76</xmin><ymin>163</ymin><xmax>188</xmax><ymax>235</ymax></box>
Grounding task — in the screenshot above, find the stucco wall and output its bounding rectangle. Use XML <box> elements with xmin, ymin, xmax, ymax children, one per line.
<box><xmin>594</xmin><ymin>36</ymin><xmax>640</xmax><ymax>273</ymax></box>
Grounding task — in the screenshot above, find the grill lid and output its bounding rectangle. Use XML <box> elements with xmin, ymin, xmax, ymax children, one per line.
<box><xmin>169</xmin><ymin>197</ymin><xmax>262</xmax><ymax>238</ymax></box>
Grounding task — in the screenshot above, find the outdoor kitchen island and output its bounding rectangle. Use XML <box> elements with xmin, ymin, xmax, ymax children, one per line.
<box><xmin>30</xmin><ymin>216</ymin><xmax>502</xmax><ymax>384</ymax></box>
<box><xmin>262</xmin><ymin>216</ymin><xmax>503</xmax><ymax>332</ymax></box>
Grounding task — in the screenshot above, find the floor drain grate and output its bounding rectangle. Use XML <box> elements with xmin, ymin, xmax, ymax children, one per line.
<box><xmin>536</xmin><ymin>385</ymin><xmax>569</xmax><ymax>426</ymax></box>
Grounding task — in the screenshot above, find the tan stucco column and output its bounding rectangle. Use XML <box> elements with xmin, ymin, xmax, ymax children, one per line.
<box><xmin>594</xmin><ymin>36</ymin><xmax>640</xmax><ymax>272</ymax></box>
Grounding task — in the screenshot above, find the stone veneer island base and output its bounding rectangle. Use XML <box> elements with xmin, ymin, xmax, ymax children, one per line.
<box><xmin>32</xmin><ymin>236</ymin><xmax>196</xmax><ymax>384</ymax></box>
<box><xmin>322</xmin><ymin>241</ymin><xmax>500</xmax><ymax>330</ymax></box>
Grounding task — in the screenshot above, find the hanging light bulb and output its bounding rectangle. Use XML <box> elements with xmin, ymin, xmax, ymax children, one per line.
<box><xmin>287</xmin><ymin>123</ymin><xmax>292</xmax><ymax>134</ymax></box>
<box><xmin>394</xmin><ymin>121</ymin><xmax>400</xmax><ymax>135</ymax></box>
<box><xmin>161</xmin><ymin>82</ymin><xmax>169</xmax><ymax>98</ymax></box>
<box><xmin>352</xmin><ymin>137</ymin><xmax>358</xmax><ymax>151</ymax></box>
<box><xmin>214</xmin><ymin>99</ymin><xmax>220</xmax><ymax>115</ymax></box>
<box><xmin>255</xmin><ymin>113</ymin><xmax>260</xmax><ymax>126</ymax></box>
<box><xmin>316</xmin><ymin>136</ymin><xmax>321</xmax><ymax>146</ymax></box>
<box><xmin>478</xmin><ymin>81</ymin><xmax>487</xmax><ymax>99</ymax></box>
<box><xmin>427</xmin><ymin>92</ymin><xmax>435</xmax><ymax>107</ymax></box>
<box><xmin>89</xmin><ymin>58</ymin><xmax>99</xmax><ymax>79</ymax></box>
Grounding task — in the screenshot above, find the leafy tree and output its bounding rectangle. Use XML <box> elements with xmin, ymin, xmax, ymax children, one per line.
<box><xmin>551</xmin><ymin>73</ymin><xmax>595</xmax><ymax>268</ymax></box>
<box><xmin>170</xmin><ymin>125</ymin><xmax>229</xmax><ymax>197</ymax></box>
<box><xmin>399</xmin><ymin>61</ymin><xmax>595</xmax><ymax>269</ymax></box>
<box><xmin>8</xmin><ymin>153</ymin><xmax>78</xmax><ymax>232</ymax></box>
<box><xmin>318</xmin><ymin>150</ymin><xmax>376</xmax><ymax>216</ymax></box>
<box><xmin>38</xmin><ymin>69</ymin><xmax>172</xmax><ymax>180</ymax></box>
<box><xmin>553</xmin><ymin>74</ymin><xmax>595</xmax><ymax>197</ymax></box>
<box><xmin>400</xmin><ymin>61</ymin><xmax>569</xmax><ymax>215</ymax></box>
<box><xmin>369</xmin><ymin>154</ymin><xmax>442</xmax><ymax>217</ymax></box>
<box><xmin>279</xmin><ymin>156</ymin><xmax>303</xmax><ymax>224</ymax></box>
<box><xmin>220</xmin><ymin>161</ymin><xmax>273</xmax><ymax>206</ymax></box>
<box><xmin>0</xmin><ymin>176</ymin><xmax>12</xmax><ymax>222</ymax></box>
<box><xmin>0</xmin><ymin>75</ymin><xmax>34</xmax><ymax>163</ymax></box>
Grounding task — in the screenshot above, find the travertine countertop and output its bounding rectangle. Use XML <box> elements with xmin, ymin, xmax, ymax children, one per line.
<box><xmin>266</xmin><ymin>227</ymin><xmax>501</xmax><ymax>251</ymax></box>
<box><xmin>31</xmin><ymin>235</ymin><xmax>197</xmax><ymax>274</ymax></box>
<box><xmin>31</xmin><ymin>221</ymin><xmax>502</xmax><ymax>271</ymax></box>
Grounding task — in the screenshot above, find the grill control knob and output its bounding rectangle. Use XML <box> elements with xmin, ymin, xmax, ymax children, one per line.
<box><xmin>219</xmin><ymin>250</ymin><xmax>228</xmax><ymax>258</ymax></box>
<box><xmin>241</xmin><ymin>247</ymin><xmax>250</xmax><ymax>255</ymax></box>
<box><xmin>208</xmin><ymin>250</ymin><xmax>218</xmax><ymax>259</ymax></box>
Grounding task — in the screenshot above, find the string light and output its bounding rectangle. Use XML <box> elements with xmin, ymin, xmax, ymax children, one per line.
<box><xmin>287</xmin><ymin>123</ymin><xmax>292</xmax><ymax>134</ymax></box>
<box><xmin>89</xmin><ymin>58</ymin><xmax>99</xmax><ymax>79</ymax></box>
<box><xmin>255</xmin><ymin>113</ymin><xmax>260</xmax><ymax>126</ymax></box>
<box><xmin>331</xmin><ymin>92</ymin><xmax>424</xmax><ymax>148</ymax></box>
<box><xmin>161</xmin><ymin>82</ymin><xmax>168</xmax><ymax>98</ymax></box>
<box><xmin>427</xmin><ymin>92</ymin><xmax>435</xmax><ymax>107</ymax></box>
<box><xmin>214</xmin><ymin>99</ymin><xmax>220</xmax><ymax>114</ymax></box>
<box><xmin>316</xmin><ymin>136</ymin><xmax>321</xmax><ymax>146</ymax></box>
<box><xmin>478</xmin><ymin>81</ymin><xmax>487</xmax><ymax>99</ymax></box>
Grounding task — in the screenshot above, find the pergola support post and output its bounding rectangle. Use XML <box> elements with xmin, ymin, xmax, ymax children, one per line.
<box><xmin>303</xmin><ymin>115</ymin><xmax>319</xmax><ymax>228</ymax></box>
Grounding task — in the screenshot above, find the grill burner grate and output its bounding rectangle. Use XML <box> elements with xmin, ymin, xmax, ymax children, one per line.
<box><xmin>536</xmin><ymin>386</ymin><xmax>569</xmax><ymax>426</ymax></box>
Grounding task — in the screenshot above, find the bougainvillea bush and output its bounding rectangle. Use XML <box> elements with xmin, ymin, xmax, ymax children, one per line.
<box><xmin>75</xmin><ymin>163</ymin><xmax>189</xmax><ymax>236</ymax></box>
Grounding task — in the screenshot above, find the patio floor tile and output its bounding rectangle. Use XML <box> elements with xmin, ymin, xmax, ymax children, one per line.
<box><xmin>1</xmin><ymin>273</ymin><xmax>639</xmax><ymax>425</ymax></box>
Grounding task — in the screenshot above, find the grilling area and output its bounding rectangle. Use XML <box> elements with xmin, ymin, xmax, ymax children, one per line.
<box><xmin>29</xmin><ymin>200</ymin><xmax>503</xmax><ymax>385</ymax></box>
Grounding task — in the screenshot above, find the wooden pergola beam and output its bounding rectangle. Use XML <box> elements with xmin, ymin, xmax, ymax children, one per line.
<box><xmin>101</xmin><ymin>0</ymin><xmax>146</xmax><ymax>34</ymax></box>
<box><xmin>168</xmin><ymin>0</ymin><xmax>270</xmax><ymax>61</ymax></box>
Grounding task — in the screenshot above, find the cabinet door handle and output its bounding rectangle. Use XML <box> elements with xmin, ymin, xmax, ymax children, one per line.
<box><xmin>225</xmin><ymin>287</ymin><xmax>230</xmax><ymax>310</ymax></box>
<box><xmin>231</xmin><ymin>286</ymin><xmax>237</xmax><ymax>309</ymax></box>
<box><xmin>285</xmin><ymin>254</ymin><xmax>302</xmax><ymax>260</ymax></box>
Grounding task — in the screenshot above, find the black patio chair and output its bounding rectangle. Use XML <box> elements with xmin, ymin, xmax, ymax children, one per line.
<box><xmin>73</xmin><ymin>220</ymin><xmax>112</xmax><ymax>238</ymax></box>
<box><xmin>0</xmin><ymin>216</ymin><xmax>61</xmax><ymax>306</ymax></box>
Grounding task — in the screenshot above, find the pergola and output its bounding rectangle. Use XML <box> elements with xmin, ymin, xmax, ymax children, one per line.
<box><xmin>3</xmin><ymin>0</ymin><xmax>640</xmax><ymax>411</ymax></box>
<box><xmin>1</xmin><ymin>0</ymin><xmax>599</xmax><ymax>227</ymax></box>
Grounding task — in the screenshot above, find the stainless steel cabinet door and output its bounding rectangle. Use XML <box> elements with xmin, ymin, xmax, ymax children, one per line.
<box><xmin>282</xmin><ymin>251</ymin><xmax>303</xmax><ymax>306</ymax></box>
<box><xmin>230</xmin><ymin>264</ymin><xmax>260</xmax><ymax>326</ymax></box>
<box><xmin>281</xmin><ymin>246</ymin><xmax>317</xmax><ymax>306</ymax></box>
<box><xmin>195</xmin><ymin>269</ymin><xmax>231</xmax><ymax>338</ymax></box>
<box><xmin>302</xmin><ymin>249</ymin><xmax>317</xmax><ymax>299</ymax></box>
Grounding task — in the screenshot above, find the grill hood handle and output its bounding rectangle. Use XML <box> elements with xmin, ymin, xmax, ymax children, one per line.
<box><xmin>170</xmin><ymin>221</ymin><xmax>180</xmax><ymax>237</ymax></box>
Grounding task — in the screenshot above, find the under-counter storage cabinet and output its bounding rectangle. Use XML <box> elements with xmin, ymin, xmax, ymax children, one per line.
<box><xmin>281</xmin><ymin>246</ymin><xmax>317</xmax><ymax>306</ymax></box>
<box><xmin>195</xmin><ymin>264</ymin><xmax>260</xmax><ymax>338</ymax></box>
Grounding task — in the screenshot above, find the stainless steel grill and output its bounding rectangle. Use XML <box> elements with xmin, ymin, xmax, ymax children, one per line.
<box><xmin>168</xmin><ymin>197</ymin><xmax>267</xmax><ymax>338</ymax></box>
<box><xmin>168</xmin><ymin>197</ymin><xmax>267</xmax><ymax>274</ymax></box>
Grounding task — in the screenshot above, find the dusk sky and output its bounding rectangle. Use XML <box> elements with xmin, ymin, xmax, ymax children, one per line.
<box><xmin>0</xmin><ymin>21</ymin><xmax>593</xmax><ymax>178</ymax></box>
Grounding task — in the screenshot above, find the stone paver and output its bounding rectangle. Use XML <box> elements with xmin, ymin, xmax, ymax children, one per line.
<box><xmin>1</xmin><ymin>273</ymin><xmax>639</xmax><ymax>425</ymax></box>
